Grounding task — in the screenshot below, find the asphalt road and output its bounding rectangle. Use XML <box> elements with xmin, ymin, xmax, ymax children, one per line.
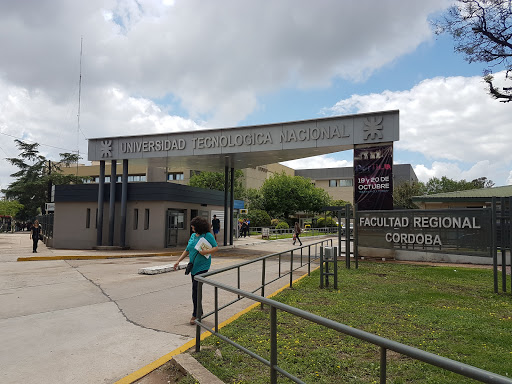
<box><xmin>0</xmin><ymin>232</ymin><xmax>331</xmax><ymax>384</ymax></box>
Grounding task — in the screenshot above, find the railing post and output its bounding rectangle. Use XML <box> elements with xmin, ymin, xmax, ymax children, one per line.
<box><xmin>492</xmin><ymin>197</ymin><xmax>498</xmax><ymax>293</ymax></box>
<box><xmin>278</xmin><ymin>253</ymin><xmax>281</xmax><ymax>277</ymax></box>
<box><xmin>289</xmin><ymin>250</ymin><xmax>294</xmax><ymax>287</ymax></box>
<box><xmin>195</xmin><ymin>281</ymin><xmax>203</xmax><ymax>352</ymax></box>
<box><xmin>308</xmin><ymin>245</ymin><xmax>311</xmax><ymax>275</ymax></box>
<box><xmin>215</xmin><ymin>287</ymin><xmax>219</xmax><ymax>333</ymax></box>
<box><xmin>270</xmin><ymin>306</ymin><xmax>278</xmax><ymax>384</ymax></box>
<box><xmin>237</xmin><ymin>266</ymin><xmax>241</xmax><ymax>299</ymax></box>
<box><xmin>501</xmin><ymin>197</ymin><xmax>507</xmax><ymax>292</ymax></box>
<box><xmin>380</xmin><ymin>346</ymin><xmax>387</xmax><ymax>384</ymax></box>
<box><xmin>320</xmin><ymin>246</ymin><xmax>324</xmax><ymax>289</ymax></box>
<box><xmin>261</xmin><ymin>258</ymin><xmax>266</xmax><ymax>309</ymax></box>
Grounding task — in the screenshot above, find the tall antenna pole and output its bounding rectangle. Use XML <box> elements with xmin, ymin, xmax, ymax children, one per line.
<box><xmin>76</xmin><ymin>36</ymin><xmax>83</xmax><ymax>181</ymax></box>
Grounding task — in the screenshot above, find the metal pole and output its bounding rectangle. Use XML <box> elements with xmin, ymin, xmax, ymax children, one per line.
<box><xmin>96</xmin><ymin>160</ymin><xmax>105</xmax><ymax>246</ymax></box>
<box><xmin>509</xmin><ymin>197</ymin><xmax>512</xmax><ymax>294</ymax></box>
<box><xmin>289</xmin><ymin>250</ymin><xmax>293</xmax><ymax>287</ymax></box>
<box><xmin>492</xmin><ymin>197</ymin><xmax>498</xmax><ymax>293</ymax></box>
<box><xmin>261</xmin><ymin>259</ymin><xmax>266</xmax><ymax>309</ymax></box>
<box><xmin>320</xmin><ymin>246</ymin><xmax>324</xmax><ymax>289</ymax></box>
<box><xmin>108</xmin><ymin>160</ymin><xmax>116</xmax><ymax>246</ymax></box>
<box><xmin>223</xmin><ymin>166</ymin><xmax>229</xmax><ymax>246</ymax></box>
<box><xmin>215</xmin><ymin>287</ymin><xmax>219</xmax><ymax>333</ymax></box>
<box><xmin>230</xmin><ymin>167</ymin><xmax>235</xmax><ymax>245</ymax></box>
<box><xmin>308</xmin><ymin>245</ymin><xmax>311</xmax><ymax>275</ymax></box>
<box><xmin>120</xmin><ymin>159</ymin><xmax>128</xmax><ymax>248</ymax></box>
<box><xmin>354</xmin><ymin>203</ymin><xmax>359</xmax><ymax>269</ymax></box>
<box><xmin>345</xmin><ymin>204</ymin><xmax>351</xmax><ymax>269</ymax></box>
<box><xmin>501</xmin><ymin>197</ymin><xmax>507</xmax><ymax>292</ymax></box>
<box><xmin>195</xmin><ymin>281</ymin><xmax>203</xmax><ymax>352</ymax></box>
<box><xmin>270</xmin><ymin>306</ymin><xmax>278</xmax><ymax>384</ymax></box>
<box><xmin>380</xmin><ymin>347</ymin><xmax>387</xmax><ymax>384</ymax></box>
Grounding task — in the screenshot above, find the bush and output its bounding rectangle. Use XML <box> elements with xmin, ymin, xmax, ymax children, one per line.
<box><xmin>247</xmin><ymin>209</ymin><xmax>271</xmax><ymax>227</ymax></box>
<box><xmin>275</xmin><ymin>221</ymin><xmax>289</xmax><ymax>229</ymax></box>
<box><xmin>316</xmin><ymin>217</ymin><xmax>337</xmax><ymax>227</ymax></box>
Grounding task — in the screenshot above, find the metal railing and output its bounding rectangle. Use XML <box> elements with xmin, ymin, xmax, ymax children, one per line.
<box><xmin>244</xmin><ymin>227</ymin><xmax>338</xmax><ymax>240</ymax></box>
<box><xmin>193</xmin><ymin>244</ymin><xmax>512</xmax><ymax>384</ymax></box>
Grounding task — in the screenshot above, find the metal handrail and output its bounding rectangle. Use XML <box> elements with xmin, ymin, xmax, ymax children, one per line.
<box><xmin>194</xmin><ymin>246</ymin><xmax>512</xmax><ymax>384</ymax></box>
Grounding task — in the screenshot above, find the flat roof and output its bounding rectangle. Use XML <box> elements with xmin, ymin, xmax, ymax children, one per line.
<box><xmin>88</xmin><ymin>110</ymin><xmax>399</xmax><ymax>171</ymax></box>
<box><xmin>412</xmin><ymin>185</ymin><xmax>512</xmax><ymax>202</ymax></box>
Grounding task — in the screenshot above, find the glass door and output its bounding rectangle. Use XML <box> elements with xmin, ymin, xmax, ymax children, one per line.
<box><xmin>166</xmin><ymin>209</ymin><xmax>185</xmax><ymax>247</ymax></box>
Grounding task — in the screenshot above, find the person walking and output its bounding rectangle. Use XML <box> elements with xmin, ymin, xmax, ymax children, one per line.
<box><xmin>173</xmin><ymin>216</ymin><xmax>218</xmax><ymax>325</ymax></box>
<box><xmin>211</xmin><ymin>214</ymin><xmax>220</xmax><ymax>241</ymax></box>
<box><xmin>292</xmin><ymin>222</ymin><xmax>302</xmax><ymax>246</ymax></box>
<box><xmin>30</xmin><ymin>220</ymin><xmax>41</xmax><ymax>253</ymax></box>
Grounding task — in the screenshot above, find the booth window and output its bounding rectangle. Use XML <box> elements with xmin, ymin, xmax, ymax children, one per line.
<box><xmin>144</xmin><ymin>209</ymin><xmax>150</xmax><ymax>230</ymax></box>
<box><xmin>133</xmin><ymin>209</ymin><xmax>139</xmax><ymax>230</ymax></box>
<box><xmin>86</xmin><ymin>208</ymin><xmax>91</xmax><ymax>228</ymax></box>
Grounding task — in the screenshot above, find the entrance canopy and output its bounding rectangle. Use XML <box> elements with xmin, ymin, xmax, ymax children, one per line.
<box><xmin>88</xmin><ymin>110</ymin><xmax>399</xmax><ymax>170</ymax></box>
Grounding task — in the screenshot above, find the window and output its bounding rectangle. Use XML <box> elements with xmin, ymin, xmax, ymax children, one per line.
<box><xmin>329</xmin><ymin>180</ymin><xmax>337</xmax><ymax>187</ymax></box>
<box><xmin>339</xmin><ymin>179</ymin><xmax>353</xmax><ymax>187</ymax></box>
<box><xmin>144</xmin><ymin>209</ymin><xmax>150</xmax><ymax>230</ymax></box>
<box><xmin>86</xmin><ymin>208</ymin><xmax>91</xmax><ymax>229</ymax></box>
<box><xmin>95</xmin><ymin>208</ymin><xmax>98</xmax><ymax>229</ymax></box>
<box><xmin>133</xmin><ymin>209</ymin><xmax>139</xmax><ymax>230</ymax></box>
<box><xmin>167</xmin><ymin>172</ymin><xmax>184</xmax><ymax>181</ymax></box>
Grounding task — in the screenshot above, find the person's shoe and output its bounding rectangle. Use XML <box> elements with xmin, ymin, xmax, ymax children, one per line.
<box><xmin>33</xmin><ymin>250</ymin><xmax>35</xmax><ymax>253</ymax></box>
<box><xmin>190</xmin><ymin>316</ymin><xmax>197</xmax><ymax>325</ymax></box>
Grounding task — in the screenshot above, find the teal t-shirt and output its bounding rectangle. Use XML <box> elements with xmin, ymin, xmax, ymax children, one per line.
<box><xmin>186</xmin><ymin>232</ymin><xmax>217</xmax><ymax>275</ymax></box>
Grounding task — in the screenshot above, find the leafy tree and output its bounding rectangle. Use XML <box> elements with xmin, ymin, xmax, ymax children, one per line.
<box><xmin>0</xmin><ymin>200</ymin><xmax>24</xmax><ymax>217</ymax></box>
<box><xmin>243</xmin><ymin>209</ymin><xmax>271</xmax><ymax>227</ymax></box>
<box><xmin>2</xmin><ymin>140</ymin><xmax>84</xmax><ymax>220</ymax></box>
<box><xmin>259</xmin><ymin>172</ymin><xmax>330</xmax><ymax>219</ymax></box>
<box><xmin>393</xmin><ymin>182</ymin><xmax>426</xmax><ymax>209</ymax></box>
<box><xmin>244</xmin><ymin>188</ymin><xmax>265</xmax><ymax>210</ymax></box>
<box><xmin>471</xmin><ymin>176</ymin><xmax>495</xmax><ymax>188</ymax></box>
<box><xmin>424</xmin><ymin>176</ymin><xmax>492</xmax><ymax>195</ymax></box>
<box><xmin>189</xmin><ymin>170</ymin><xmax>245</xmax><ymax>199</ymax></box>
<box><xmin>325</xmin><ymin>199</ymin><xmax>351</xmax><ymax>217</ymax></box>
<box><xmin>436</xmin><ymin>0</ymin><xmax>512</xmax><ymax>102</ymax></box>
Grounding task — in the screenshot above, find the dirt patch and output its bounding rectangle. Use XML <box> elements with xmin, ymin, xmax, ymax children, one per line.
<box><xmin>133</xmin><ymin>359</ymin><xmax>188</xmax><ymax>384</ymax></box>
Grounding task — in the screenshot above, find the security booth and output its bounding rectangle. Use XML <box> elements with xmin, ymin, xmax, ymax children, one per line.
<box><xmin>52</xmin><ymin>182</ymin><xmax>227</xmax><ymax>249</ymax></box>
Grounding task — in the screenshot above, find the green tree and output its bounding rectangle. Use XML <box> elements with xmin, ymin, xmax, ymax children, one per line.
<box><xmin>436</xmin><ymin>0</ymin><xmax>512</xmax><ymax>103</ymax></box>
<box><xmin>471</xmin><ymin>176</ymin><xmax>495</xmax><ymax>188</ymax></box>
<box><xmin>189</xmin><ymin>170</ymin><xmax>246</xmax><ymax>199</ymax></box>
<box><xmin>393</xmin><ymin>182</ymin><xmax>426</xmax><ymax>209</ymax></box>
<box><xmin>260</xmin><ymin>172</ymin><xmax>330</xmax><ymax>219</ymax></box>
<box><xmin>0</xmin><ymin>200</ymin><xmax>24</xmax><ymax>217</ymax></box>
<box><xmin>2</xmin><ymin>140</ymin><xmax>84</xmax><ymax>220</ymax></box>
<box><xmin>244</xmin><ymin>188</ymin><xmax>265</xmax><ymax>210</ymax></box>
<box><xmin>244</xmin><ymin>209</ymin><xmax>271</xmax><ymax>227</ymax></box>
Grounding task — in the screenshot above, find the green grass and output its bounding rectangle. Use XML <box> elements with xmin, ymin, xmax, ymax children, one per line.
<box><xmin>192</xmin><ymin>262</ymin><xmax>512</xmax><ymax>383</ymax></box>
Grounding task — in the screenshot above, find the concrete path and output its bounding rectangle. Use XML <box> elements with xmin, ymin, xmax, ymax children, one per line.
<box><xmin>0</xmin><ymin>232</ymin><xmax>332</xmax><ymax>384</ymax></box>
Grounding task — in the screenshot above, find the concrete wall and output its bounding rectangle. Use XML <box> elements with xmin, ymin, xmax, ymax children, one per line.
<box><xmin>53</xmin><ymin>201</ymin><xmax>224</xmax><ymax>249</ymax></box>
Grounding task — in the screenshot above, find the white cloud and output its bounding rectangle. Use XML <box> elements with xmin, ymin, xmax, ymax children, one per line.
<box><xmin>282</xmin><ymin>155</ymin><xmax>352</xmax><ymax>170</ymax></box>
<box><xmin>328</xmin><ymin>72</ymin><xmax>512</xmax><ymax>185</ymax></box>
<box><xmin>0</xmin><ymin>0</ymin><xmax>449</xmax><ymax>126</ymax></box>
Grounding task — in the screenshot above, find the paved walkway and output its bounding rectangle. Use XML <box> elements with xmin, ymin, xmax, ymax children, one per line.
<box><xmin>0</xmin><ymin>232</ymin><xmax>331</xmax><ymax>384</ymax></box>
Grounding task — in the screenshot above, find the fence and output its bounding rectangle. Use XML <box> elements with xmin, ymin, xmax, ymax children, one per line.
<box><xmin>36</xmin><ymin>213</ymin><xmax>54</xmax><ymax>240</ymax></box>
<box><xmin>193</xmin><ymin>241</ymin><xmax>512</xmax><ymax>384</ymax></box>
<box><xmin>245</xmin><ymin>226</ymin><xmax>338</xmax><ymax>240</ymax></box>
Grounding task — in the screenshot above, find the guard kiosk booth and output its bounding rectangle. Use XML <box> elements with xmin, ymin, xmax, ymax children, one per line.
<box><xmin>52</xmin><ymin>183</ymin><xmax>228</xmax><ymax>249</ymax></box>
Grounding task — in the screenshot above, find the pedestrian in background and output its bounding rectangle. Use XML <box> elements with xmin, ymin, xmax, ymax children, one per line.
<box><xmin>30</xmin><ymin>220</ymin><xmax>41</xmax><ymax>253</ymax></box>
<box><xmin>211</xmin><ymin>214</ymin><xmax>220</xmax><ymax>241</ymax></box>
<box><xmin>292</xmin><ymin>222</ymin><xmax>302</xmax><ymax>246</ymax></box>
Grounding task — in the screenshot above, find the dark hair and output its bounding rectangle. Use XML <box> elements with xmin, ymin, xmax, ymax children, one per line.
<box><xmin>190</xmin><ymin>216</ymin><xmax>211</xmax><ymax>235</ymax></box>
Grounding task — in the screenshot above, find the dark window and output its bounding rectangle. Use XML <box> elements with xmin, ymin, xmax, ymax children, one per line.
<box><xmin>144</xmin><ymin>209</ymin><xmax>150</xmax><ymax>230</ymax></box>
<box><xmin>86</xmin><ymin>208</ymin><xmax>91</xmax><ymax>229</ymax></box>
<box><xmin>133</xmin><ymin>209</ymin><xmax>139</xmax><ymax>230</ymax></box>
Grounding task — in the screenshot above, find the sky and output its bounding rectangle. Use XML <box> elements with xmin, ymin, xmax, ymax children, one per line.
<box><xmin>1</xmin><ymin>0</ymin><xmax>511</xmax><ymax>196</ymax></box>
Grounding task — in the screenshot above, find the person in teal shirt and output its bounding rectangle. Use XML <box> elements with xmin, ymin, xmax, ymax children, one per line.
<box><xmin>174</xmin><ymin>216</ymin><xmax>218</xmax><ymax>325</ymax></box>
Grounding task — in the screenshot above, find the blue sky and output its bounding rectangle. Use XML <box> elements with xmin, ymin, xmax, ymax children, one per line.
<box><xmin>0</xmin><ymin>0</ymin><xmax>510</xmax><ymax>192</ymax></box>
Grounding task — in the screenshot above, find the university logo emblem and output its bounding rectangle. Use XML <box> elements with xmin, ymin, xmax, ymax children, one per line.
<box><xmin>363</xmin><ymin>116</ymin><xmax>383</xmax><ymax>140</ymax></box>
<box><xmin>100</xmin><ymin>140</ymin><xmax>113</xmax><ymax>158</ymax></box>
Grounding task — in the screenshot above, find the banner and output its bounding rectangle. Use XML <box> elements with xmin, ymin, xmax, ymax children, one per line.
<box><xmin>354</xmin><ymin>144</ymin><xmax>393</xmax><ymax>210</ymax></box>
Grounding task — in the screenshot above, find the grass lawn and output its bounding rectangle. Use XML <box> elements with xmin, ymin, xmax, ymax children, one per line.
<box><xmin>192</xmin><ymin>262</ymin><xmax>512</xmax><ymax>383</ymax></box>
